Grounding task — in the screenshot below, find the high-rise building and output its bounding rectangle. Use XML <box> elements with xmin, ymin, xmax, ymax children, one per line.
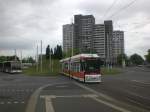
<box><xmin>93</xmin><ymin>24</ymin><xmax>105</xmax><ymax>59</ymax></box>
<box><xmin>112</xmin><ymin>31</ymin><xmax>124</xmax><ymax>63</ymax></box>
<box><xmin>74</xmin><ymin>14</ymin><xmax>95</xmax><ymax>53</ymax></box>
<box><xmin>63</xmin><ymin>24</ymin><xmax>74</xmax><ymax>53</ymax></box>
<box><xmin>104</xmin><ymin>20</ymin><xmax>113</xmax><ymax>64</ymax></box>
<box><xmin>63</xmin><ymin>15</ymin><xmax>124</xmax><ymax>65</ymax></box>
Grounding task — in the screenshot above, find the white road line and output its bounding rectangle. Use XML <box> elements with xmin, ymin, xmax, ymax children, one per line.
<box><xmin>56</xmin><ymin>85</ymin><xmax>68</xmax><ymax>88</ymax></box>
<box><xmin>124</xmin><ymin>89</ymin><xmax>150</xmax><ymax>100</ymax></box>
<box><xmin>41</xmin><ymin>96</ymin><xmax>55</xmax><ymax>112</ymax></box>
<box><xmin>40</xmin><ymin>94</ymin><xmax>97</xmax><ymax>98</ymax></box>
<box><xmin>0</xmin><ymin>102</ymin><xmax>4</xmax><ymax>104</ymax></box>
<box><xmin>21</xmin><ymin>101</ymin><xmax>25</xmax><ymax>104</ymax></box>
<box><xmin>14</xmin><ymin>101</ymin><xmax>18</xmax><ymax>104</ymax></box>
<box><xmin>92</xmin><ymin>97</ymin><xmax>131</xmax><ymax>112</ymax></box>
<box><xmin>74</xmin><ymin>82</ymin><xmax>131</xmax><ymax>112</ymax></box>
<box><xmin>26</xmin><ymin>82</ymin><xmax>69</xmax><ymax>112</ymax></box>
<box><xmin>7</xmin><ymin>102</ymin><xmax>11</xmax><ymax>104</ymax></box>
<box><xmin>131</xmin><ymin>80</ymin><xmax>150</xmax><ymax>85</ymax></box>
<box><xmin>126</xmin><ymin>98</ymin><xmax>150</xmax><ymax>110</ymax></box>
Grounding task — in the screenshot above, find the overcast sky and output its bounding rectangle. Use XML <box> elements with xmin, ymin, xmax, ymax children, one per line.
<box><xmin>0</xmin><ymin>0</ymin><xmax>150</xmax><ymax>58</ymax></box>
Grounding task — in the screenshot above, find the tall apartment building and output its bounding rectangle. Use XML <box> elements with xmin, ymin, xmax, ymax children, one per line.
<box><xmin>63</xmin><ymin>24</ymin><xmax>74</xmax><ymax>53</ymax></box>
<box><xmin>112</xmin><ymin>31</ymin><xmax>124</xmax><ymax>63</ymax></box>
<box><xmin>74</xmin><ymin>15</ymin><xmax>95</xmax><ymax>53</ymax></box>
<box><xmin>104</xmin><ymin>20</ymin><xmax>113</xmax><ymax>64</ymax></box>
<box><xmin>93</xmin><ymin>24</ymin><xmax>105</xmax><ymax>59</ymax></box>
<box><xmin>63</xmin><ymin>14</ymin><xmax>124</xmax><ymax>65</ymax></box>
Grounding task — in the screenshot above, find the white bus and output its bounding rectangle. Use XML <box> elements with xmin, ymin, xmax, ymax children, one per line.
<box><xmin>3</xmin><ymin>61</ymin><xmax>22</xmax><ymax>73</ymax></box>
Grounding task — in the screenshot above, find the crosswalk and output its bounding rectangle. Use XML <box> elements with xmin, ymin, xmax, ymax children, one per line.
<box><xmin>0</xmin><ymin>88</ymin><xmax>35</xmax><ymax>105</ymax></box>
<box><xmin>0</xmin><ymin>101</ymin><xmax>25</xmax><ymax>105</ymax></box>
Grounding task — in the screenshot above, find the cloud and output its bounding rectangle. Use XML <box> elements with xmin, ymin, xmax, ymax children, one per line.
<box><xmin>0</xmin><ymin>0</ymin><xmax>150</xmax><ymax>57</ymax></box>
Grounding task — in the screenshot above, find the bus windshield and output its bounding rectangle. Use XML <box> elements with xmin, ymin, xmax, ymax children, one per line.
<box><xmin>81</xmin><ymin>59</ymin><xmax>101</xmax><ymax>72</ymax></box>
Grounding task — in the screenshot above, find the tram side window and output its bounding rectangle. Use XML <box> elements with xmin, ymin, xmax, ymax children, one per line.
<box><xmin>74</xmin><ymin>62</ymin><xmax>80</xmax><ymax>72</ymax></box>
<box><xmin>64</xmin><ymin>63</ymin><xmax>68</xmax><ymax>70</ymax></box>
<box><xmin>70</xmin><ymin>62</ymin><xmax>80</xmax><ymax>72</ymax></box>
<box><xmin>77</xmin><ymin>63</ymin><xmax>80</xmax><ymax>72</ymax></box>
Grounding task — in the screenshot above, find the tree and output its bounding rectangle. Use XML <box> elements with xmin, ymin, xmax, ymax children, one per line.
<box><xmin>46</xmin><ymin>45</ymin><xmax>50</xmax><ymax>59</ymax></box>
<box><xmin>0</xmin><ymin>56</ymin><xmax>7</xmax><ymax>62</ymax></box>
<box><xmin>53</xmin><ymin>45</ymin><xmax>63</xmax><ymax>59</ymax></box>
<box><xmin>117</xmin><ymin>54</ymin><xmax>128</xmax><ymax>66</ymax></box>
<box><xmin>22</xmin><ymin>57</ymin><xmax>35</xmax><ymax>63</ymax></box>
<box><xmin>130</xmin><ymin>54</ymin><xmax>144</xmax><ymax>65</ymax></box>
<box><xmin>145</xmin><ymin>49</ymin><xmax>150</xmax><ymax>63</ymax></box>
<box><xmin>0</xmin><ymin>56</ymin><xmax>19</xmax><ymax>62</ymax></box>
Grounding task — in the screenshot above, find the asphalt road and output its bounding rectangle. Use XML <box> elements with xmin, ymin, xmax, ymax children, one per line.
<box><xmin>0</xmin><ymin>72</ymin><xmax>67</xmax><ymax>112</ymax></box>
<box><xmin>0</xmin><ymin>66</ymin><xmax>150</xmax><ymax>112</ymax></box>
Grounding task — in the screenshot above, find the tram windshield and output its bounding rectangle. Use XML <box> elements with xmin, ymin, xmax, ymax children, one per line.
<box><xmin>81</xmin><ymin>59</ymin><xmax>101</xmax><ymax>72</ymax></box>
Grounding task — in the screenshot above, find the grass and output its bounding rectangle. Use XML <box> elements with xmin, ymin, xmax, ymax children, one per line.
<box><xmin>23</xmin><ymin>57</ymin><xmax>122</xmax><ymax>76</ymax></box>
<box><xmin>101</xmin><ymin>67</ymin><xmax>122</xmax><ymax>75</ymax></box>
<box><xmin>23</xmin><ymin>59</ymin><xmax>61</xmax><ymax>76</ymax></box>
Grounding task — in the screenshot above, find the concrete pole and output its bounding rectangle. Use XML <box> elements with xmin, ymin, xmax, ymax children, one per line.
<box><xmin>40</xmin><ymin>40</ymin><xmax>42</xmax><ymax>72</ymax></box>
<box><xmin>20</xmin><ymin>50</ymin><xmax>22</xmax><ymax>69</ymax></box>
<box><xmin>36</xmin><ymin>45</ymin><xmax>38</xmax><ymax>72</ymax></box>
<box><xmin>15</xmin><ymin>49</ymin><xmax>17</xmax><ymax>61</ymax></box>
<box><xmin>49</xmin><ymin>45</ymin><xmax>51</xmax><ymax>71</ymax></box>
<box><xmin>52</xmin><ymin>60</ymin><xmax>53</xmax><ymax>72</ymax></box>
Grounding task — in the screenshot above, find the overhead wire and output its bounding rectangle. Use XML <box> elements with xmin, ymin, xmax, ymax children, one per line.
<box><xmin>108</xmin><ymin>0</ymin><xmax>139</xmax><ymax>19</ymax></box>
<box><xmin>102</xmin><ymin>0</ymin><xmax>119</xmax><ymax>20</ymax></box>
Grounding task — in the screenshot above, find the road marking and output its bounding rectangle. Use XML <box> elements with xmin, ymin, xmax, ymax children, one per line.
<box><xmin>40</xmin><ymin>94</ymin><xmax>98</xmax><ymax>112</ymax></box>
<box><xmin>40</xmin><ymin>96</ymin><xmax>55</xmax><ymax>112</ymax></box>
<box><xmin>14</xmin><ymin>101</ymin><xmax>18</xmax><ymax>104</ymax></box>
<box><xmin>0</xmin><ymin>102</ymin><xmax>4</xmax><ymax>104</ymax></box>
<box><xmin>25</xmin><ymin>82</ymin><xmax>69</xmax><ymax>112</ymax></box>
<box><xmin>0</xmin><ymin>101</ymin><xmax>25</xmax><ymax>104</ymax></box>
<box><xmin>40</xmin><ymin>94</ymin><xmax>97</xmax><ymax>98</ymax></box>
<box><xmin>92</xmin><ymin>97</ymin><xmax>131</xmax><ymax>112</ymax></box>
<box><xmin>74</xmin><ymin>82</ymin><xmax>131</xmax><ymax>112</ymax></box>
<box><xmin>7</xmin><ymin>101</ymin><xmax>11</xmax><ymax>104</ymax></box>
<box><xmin>126</xmin><ymin>97</ymin><xmax>150</xmax><ymax>110</ymax></box>
<box><xmin>131</xmin><ymin>80</ymin><xmax>150</xmax><ymax>85</ymax></box>
<box><xmin>0</xmin><ymin>89</ymin><xmax>34</xmax><ymax>92</ymax></box>
<box><xmin>21</xmin><ymin>101</ymin><xmax>25</xmax><ymax>104</ymax></box>
<box><xmin>56</xmin><ymin>85</ymin><xmax>68</xmax><ymax>88</ymax></box>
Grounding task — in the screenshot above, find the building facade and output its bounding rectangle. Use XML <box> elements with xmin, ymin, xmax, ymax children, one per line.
<box><xmin>104</xmin><ymin>20</ymin><xmax>113</xmax><ymax>64</ymax></box>
<box><xmin>63</xmin><ymin>24</ymin><xmax>74</xmax><ymax>53</ymax></box>
<box><xmin>63</xmin><ymin>14</ymin><xmax>124</xmax><ymax>65</ymax></box>
<box><xmin>112</xmin><ymin>31</ymin><xmax>124</xmax><ymax>63</ymax></box>
<box><xmin>93</xmin><ymin>24</ymin><xmax>105</xmax><ymax>59</ymax></box>
<box><xmin>74</xmin><ymin>15</ymin><xmax>95</xmax><ymax>53</ymax></box>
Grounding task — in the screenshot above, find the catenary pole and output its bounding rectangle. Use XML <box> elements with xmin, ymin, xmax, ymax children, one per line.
<box><xmin>40</xmin><ymin>40</ymin><xmax>42</xmax><ymax>72</ymax></box>
<box><xmin>49</xmin><ymin>45</ymin><xmax>51</xmax><ymax>71</ymax></box>
<box><xmin>36</xmin><ymin>45</ymin><xmax>38</xmax><ymax>72</ymax></box>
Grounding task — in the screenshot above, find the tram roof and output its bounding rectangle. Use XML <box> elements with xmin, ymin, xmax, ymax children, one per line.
<box><xmin>60</xmin><ymin>54</ymin><xmax>99</xmax><ymax>62</ymax></box>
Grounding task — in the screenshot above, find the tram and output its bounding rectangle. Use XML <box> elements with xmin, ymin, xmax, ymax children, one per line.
<box><xmin>60</xmin><ymin>54</ymin><xmax>102</xmax><ymax>83</ymax></box>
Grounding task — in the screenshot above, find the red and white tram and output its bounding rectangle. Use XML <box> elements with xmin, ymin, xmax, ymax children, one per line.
<box><xmin>60</xmin><ymin>54</ymin><xmax>102</xmax><ymax>83</ymax></box>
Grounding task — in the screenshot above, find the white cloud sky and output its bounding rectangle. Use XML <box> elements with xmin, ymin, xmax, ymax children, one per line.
<box><xmin>0</xmin><ymin>0</ymin><xmax>150</xmax><ymax>58</ymax></box>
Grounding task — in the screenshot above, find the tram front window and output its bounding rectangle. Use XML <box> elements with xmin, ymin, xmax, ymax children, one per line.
<box><xmin>81</xmin><ymin>59</ymin><xmax>101</xmax><ymax>72</ymax></box>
